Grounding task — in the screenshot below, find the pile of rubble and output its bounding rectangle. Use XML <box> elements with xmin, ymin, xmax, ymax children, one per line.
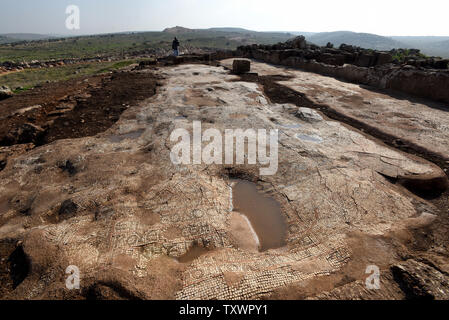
<box><xmin>389</xmin><ymin>48</ymin><xmax>449</xmax><ymax>69</ymax></box>
<box><xmin>0</xmin><ymin>48</ymin><xmax>227</xmax><ymax>76</ymax></box>
<box><xmin>237</xmin><ymin>36</ymin><xmax>449</xmax><ymax>104</ymax></box>
<box><xmin>0</xmin><ymin>57</ymin><xmax>112</xmax><ymax>75</ymax></box>
<box><xmin>238</xmin><ymin>36</ymin><xmax>449</xmax><ymax>70</ymax></box>
<box><xmin>0</xmin><ymin>86</ymin><xmax>13</xmax><ymax>101</ymax></box>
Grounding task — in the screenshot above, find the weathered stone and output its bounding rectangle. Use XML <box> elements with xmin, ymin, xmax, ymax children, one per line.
<box><xmin>433</xmin><ymin>59</ymin><xmax>449</xmax><ymax>69</ymax></box>
<box><xmin>339</xmin><ymin>44</ymin><xmax>356</xmax><ymax>53</ymax></box>
<box><xmin>238</xmin><ymin>44</ymin><xmax>449</xmax><ymax>104</ymax></box>
<box><xmin>376</xmin><ymin>52</ymin><xmax>393</xmax><ymax>66</ymax></box>
<box><xmin>317</xmin><ymin>53</ymin><xmax>345</xmax><ymax>66</ymax></box>
<box><xmin>295</xmin><ymin>107</ymin><xmax>323</xmax><ymax>122</ymax></box>
<box><xmin>232</xmin><ymin>59</ymin><xmax>251</xmax><ymax>74</ymax></box>
<box><xmin>355</xmin><ymin>53</ymin><xmax>376</xmax><ymax>67</ymax></box>
<box><xmin>0</xmin><ymin>62</ymin><xmax>447</xmax><ymax>301</ymax></box>
<box><xmin>291</xmin><ymin>36</ymin><xmax>307</xmax><ymax>49</ymax></box>
<box><xmin>58</xmin><ymin>199</ymin><xmax>78</xmax><ymax>219</ymax></box>
<box><xmin>139</xmin><ymin>59</ymin><xmax>157</xmax><ymax>67</ymax></box>
<box><xmin>0</xmin><ymin>86</ymin><xmax>13</xmax><ymax>101</ymax></box>
<box><xmin>391</xmin><ymin>260</ymin><xmax>449</xmax><ymax>299</ymax></box>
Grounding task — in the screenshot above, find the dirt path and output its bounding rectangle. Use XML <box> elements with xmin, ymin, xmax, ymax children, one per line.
<box><xmin>0</xmin><ymin>70</ymin><xmax>25</xmax><ymax>76</ymax></box>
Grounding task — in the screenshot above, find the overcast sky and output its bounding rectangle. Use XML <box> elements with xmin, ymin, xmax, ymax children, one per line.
<box><xmin>1</xmin><ymin>0</ymin><xmax>448</xmax><ymax>36</ymax></box>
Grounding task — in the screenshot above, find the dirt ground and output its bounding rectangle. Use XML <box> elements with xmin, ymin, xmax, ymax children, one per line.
<box><xmin>0</xmin><ymin>71</ymin><xmax>160</xmax><ymax>147</ymax></box>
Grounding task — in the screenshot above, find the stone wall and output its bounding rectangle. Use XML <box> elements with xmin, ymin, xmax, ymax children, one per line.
<box><xmin>237</xmin><ymin>45</ymin><xmax>449</xmax><ymax>104</ymax></box>
<box><xmin>0</xmin><ymin>49</ymin><xmax>237</xmax><ymax>76</ymax></box>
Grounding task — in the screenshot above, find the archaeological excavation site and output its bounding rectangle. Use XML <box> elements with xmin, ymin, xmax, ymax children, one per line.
<box><xmin>1</xmin><ymin>35</ymin><xmax>449</xmax><ymax>302</ymax></box>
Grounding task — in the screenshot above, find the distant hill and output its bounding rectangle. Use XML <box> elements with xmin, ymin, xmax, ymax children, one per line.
<box><xmin>162</xmin><ymin>26</ymin><xmax>196</xmax><ymax>34</ymax></box>
<box><xmin>163</xmin><ymin>26</ymin><xmax>293</xmax><ymax>38</ymax></box>
<box><xmin>391</xmin><ymin>36</ymin><xmax>449</xmax><ymax>57</ymax></box>
<box><xmin>0</xmin><ymin>28</ymin><xmax>294</xmax><ymax>63</ymax></box>
<box><xmin>287</xmin><ymin>31</ymin><xmax>317</xmax><ymax>38</ymax></box>
<box><xmin>2</xmin><ymin>27</ymin><xmax>446</xmax><ymax>62</ymax></box>
<box><xmin>427</xmin><ymin>40</ymin><xmax>449</xmax><ymax>58</ymax></box>
<box><xmin>391</xmin><ymin>36</ymin><xmax>449</xmax><ymax>45</ymax></box>
<box><xmin>161</xmin><ymin>26</ymin><xmax>294</xmax><ymax>47</ymax></box>
<box><xmin>0</xmin><ymin>33</ymin><xmax>55</xmax><ymax>45</ymax></box>
<box><xmin>0</xmin><ymin>36</ymin><xmax>17</xmax><ymax>44</ymax></box>
<box><xmin>306</xmin><ymin>31</ymin><xmax>405</xmax><ymax>51</ymax></box>
<box><xmin>304</xmin><ymin>31</ymin><xmax>449</xmax><ymax>58</ymax></box>
<box><xmin>208</xmin><ymin>27</ymin><xmax>252</xmax><ymax>33</ymax></box>
<box><xmin>0</xmin><ymin>33</ymin><xmax>54</xmax><ymax>43</ymax></box>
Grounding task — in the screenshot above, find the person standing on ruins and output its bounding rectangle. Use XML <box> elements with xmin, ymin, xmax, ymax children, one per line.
<box><xmin>172</xmin><ymin>37</ymin><xmax>180</xmax><ymax>56</ymax></box>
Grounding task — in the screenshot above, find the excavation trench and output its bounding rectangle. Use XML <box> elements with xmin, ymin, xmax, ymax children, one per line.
<box><xmin>236</xmin><ymin>72</ymin><xmax>449</xmax><ymax>213</ymax></box>
<box><xmin>231</xmin><ymin>179</ymin><xmax>286</xmax><ymax>251</ymax></box>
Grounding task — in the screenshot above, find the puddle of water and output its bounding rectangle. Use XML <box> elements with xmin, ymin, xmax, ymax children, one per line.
<box><xmin>109</xmin><ymin>129</ymin><xmax>144</xmax><ymax>143</ymax></box>
<box><xmin>178</xmin><ymin>245</ymin><xmax>209</xmax><ymax>263</ymax></box>
<box><xmin>231</xmin><ymin>180</ymin><xmax>286</xmax><ymax>251</ymax></box>
<box><xmin>296</xmin><ymin>134</ymin><xmax>323</xmax><ymax>143</ymax></box>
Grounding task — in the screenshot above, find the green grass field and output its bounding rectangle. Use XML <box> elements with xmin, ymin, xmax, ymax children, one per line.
<box><xmin>0</xmin><ymin>30</ymin><xmax>293</xmax><ymax>63</ymax></box>
<box><xmin>0</xmin><ymin>60</ymin><xmax>137</xmax><ymax>92</ymax></box>
<box><xmin>0</xmin><ymin>29</ymin><xmax>293</xmax><ymax>92</ymax></box>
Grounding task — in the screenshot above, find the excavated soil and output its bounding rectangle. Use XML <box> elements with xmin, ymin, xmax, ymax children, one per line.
<box><xmin>0</xmin><ymin>71</ymin><xmax>160</xmax><ymax>147</ymax></box>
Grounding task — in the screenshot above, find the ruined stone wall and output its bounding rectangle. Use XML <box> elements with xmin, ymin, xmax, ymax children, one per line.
<box><xmin>238</xmin><ymin>47</ymin><xmax>449</xmax><ymax>104</ymax></box>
